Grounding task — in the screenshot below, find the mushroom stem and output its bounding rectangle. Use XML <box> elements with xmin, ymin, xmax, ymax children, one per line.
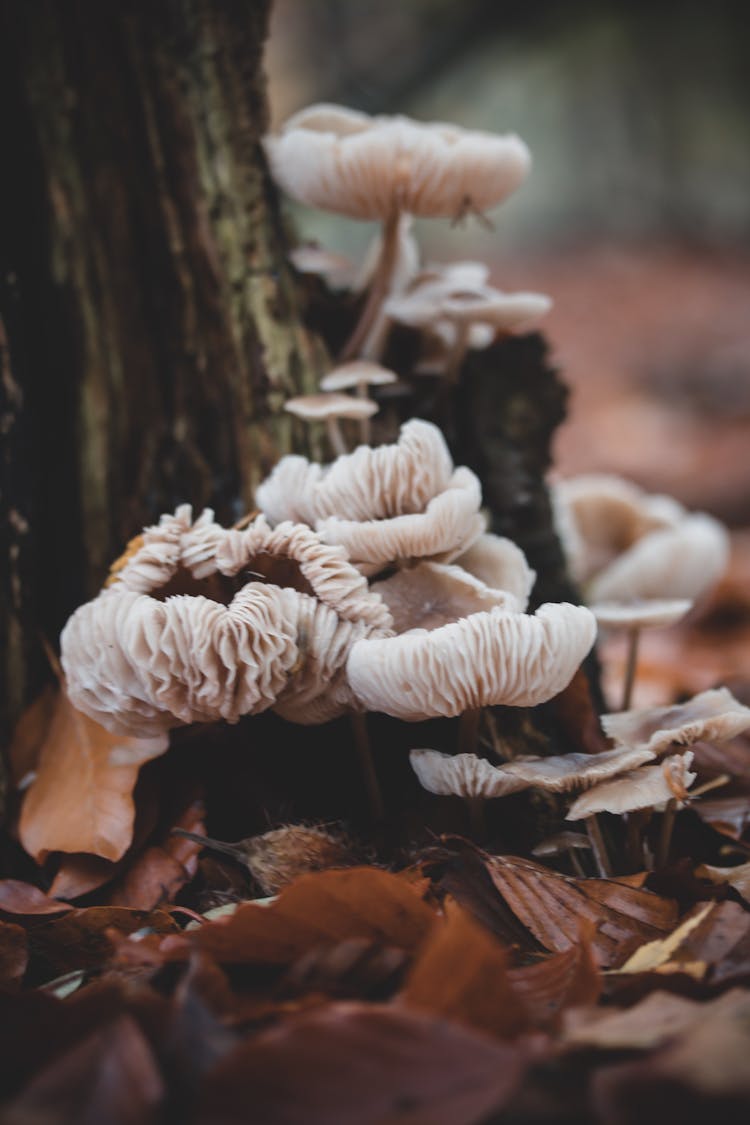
<box><xmin>466</xmin><ymin>796</ymin><xmax>486</xmax><ymax>840</ymax></box>
<box><xmin>625</xmin><ymin>811</ymin><xmax>648</xmax><ymax>871</ymax></box>
<box><xmin>351</xmin><ymin>711</ymin><xmax>385</xmax><ymax>823</ymax></box>
<box><xmin>567</xmin><ymin>846</ymin><xmax>586</xmax><ymax>878</ymax></box>
<box><xmin>443</xmin><ymin>321</ymin><xmax>471</xmax><ymax>385</ymax></box>
<box><xmin>585</xmin><ymin>814</ymin><xmax>612</xmax><ymax>878</ymax></box>
<box><xmin>325</xmin><ymin>416</ymin><xmax>348</xmax><ymax>458</ymax></box>
<box><xmin>355</xmin><ymin>384</ymin><xmax>372</xmax><ymax>444</ymax></box>
<box><xmin>656</xmin><ymin>799</ymin><xmax>677</xmax><ymax>869</ymax></box>
<box><xmin>458</xmin><ymin>708</ymin><xmax>482</xmax><ymax>756</ymax></box>
<box><xmin>341</xmin><ymin>209</ymin><xmax>402</xmax><ymax>361</ymax></box>
<box><xmin>621</xmin><ymin>626</ymin><xmax>641</xmax><ymax>710</ymax></box>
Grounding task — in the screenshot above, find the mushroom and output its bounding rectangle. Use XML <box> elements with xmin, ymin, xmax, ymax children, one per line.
<box><xmin>454</xmin><ymin>533</ymin><xmax>536</xmax><ymax>610</ymax></box>
<box><xmin>319</xmin><ymin>361</ymin><xmax>398</xmax><ymax>443</ymax></box>
<box><xmin>501</xmin><ymin>744</ymin><xmax>657</xmax><ymax>791</ymax></box>
<box><xmin>602</xmin><ymin>687</ymin><xmax>750</xmax><ymax>757</ymax></box>
<box><xmin>265</xmin><ymin>104</ymin><xmax>530</xmax><ymax>358</ymax></box>
<box><xmin>591</xmin><ymin>598</ymin><xmax>694</xmax><ymax>710</ymax></box>
<box><xmin>256</xmin><ymin>418</ymin><xmax>453</xmax><ymax>528</ymax></box>
<box><xmin>61</xmin><ymin>508</ymin><xmax>393</xmax><ymax>737</ymax></box>
<box><xmin>352</xmin><ymin>214</ymin><xmax>420</xmax><ymax>358</ymax></box>
<box><xmin>289</xmin><ymin>244</ymin><xmax>355</xmax><ymax>288</ymax></box>
<box><xmin>284</xmin><ymin>393</ymin><xmax>378</xmax><ymax>457</ymax></box>
<box><xmin>347</xmin><ymin>594</ymin><xmax>597</xmax><ymax>721</ymax></box>
<box><xmin>409</xmin><ymin>748</ymin><xmax>527</xmax><ymax>836</ymax></box>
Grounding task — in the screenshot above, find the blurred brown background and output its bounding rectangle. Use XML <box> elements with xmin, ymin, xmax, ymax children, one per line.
<box><xmin>265</xmin><ymin>0</ymin><xmax>750</xmax><ymax>699</ymax></box>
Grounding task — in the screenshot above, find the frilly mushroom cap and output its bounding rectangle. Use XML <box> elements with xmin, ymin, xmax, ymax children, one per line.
<box><xmin>591</xmin><ymin>598</ymin><xmax>693</xmax><ymax>630</ymax></box>
<box><xmin>566</xmin><ymin>752</ymin><xmax>696</xmax><ymax>819</ymax></box>
<box><xmin>454</xmin><ymin>534</ymin><xmax>536</xmax><ymax>611</ymax></box>
<box><xmin>61</xmin><ymin>509</ymin><xmax>393</xmax><ymax>735</ymax></box>
<box><xmin>255</xmin><ymin>419</ymin><xmax>454</xmax><ymax>527</ymax></box>
<box><xmin>315</xmin><ymin>466</ymin><xmax>485</xmax><ymax>576</ymax></box>
<box><xmin>319</xmin><ymin>361</ymin><xmax>398</xmax><ymax>393</ymax></box>
<box><xmin>588</xmin><ymin>513</ymin><xmax>730</xmax><ymax>604</ymax></box>
<box><xmin>602</xmin><ymin>687</ymin><xmax>750</xmax><ymax>757</ymax></box>
<box><xmin>372</xmin><ymin>561</ymin><xmax>522</xmax><ymax>634</ymax></box>
<box><xmin>265</xmin><ymin>105</ymin><xmax>531</xmax><ymax>221</ymax></box>
<box><xmin>501</xmin><ymin>745</ymin><xmax>656</xmax><ymax>792</ymax></box>
<box><xmin>284</xmin><ymin>393</ymin><xmax>378</xmax><ymax>422</ymax></box>
<box><xmin>409</xmin><ymin>749</ymin><xmax>528</xmax><ymax>798</ymax></box>
<box><xmin>61</xmin><ymin>582</ymin><xmax>302</xmax><ymax>736</ymax></box>
<box><xmin>347</xmin><ymin>601</ymin><xmax>597</xmax><ymax>720</ymax></box>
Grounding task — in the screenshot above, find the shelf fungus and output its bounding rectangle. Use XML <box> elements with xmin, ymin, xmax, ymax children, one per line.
<box><xmin>347</xmin><ymin>560</ymin><xmax>596</xmax><ymax>720</ymax></box>
<box><xmin>602</xmin><ymin>687</ymin><xmax>750</xmax><ymax>757</ymax></box>
<box><xmin>256</xmin><ymin>419</ymin><xmax>486</xmax><ymax>576</ymax></box>
<box><xmin>61</xmin><ymin>507</ymin><xmax>393</xmax><ymax>737</ymax></box>
<box><xmin>265</xmin><ymin>102</ymin><xmax>531</xmax><ymax>358</ymax></box>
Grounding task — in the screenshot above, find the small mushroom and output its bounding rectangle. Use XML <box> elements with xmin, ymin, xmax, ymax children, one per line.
<box><xmin>592</xmin><ymin>598</ymin><xmax>694</xmax><ymax>710</ymax></box>
<box><xmin>284</xmin><ymin>393</ymin><xmax>378</xmax><ymax>457</ymax></box>
<box><xmin>602</xmin><ymin>687</ymin><xmax>750</xmax><ymax>757</ymax></box>
<box><xmin>319</xmin><ymin>361</ymin><xmax>397</xmax><ymax>443</ymax></box>
<box><xmin>289</xmin><ymin>244</ymin><xmax>355</xmax><ymax>288</ymax></box>
<box><xmin>455</xmin><ymin>534</ymin><xmax>536</xmax><ymax>610</ymax></box>
<box><xmin>265</xmin><ymin>105</ymin><xmax>530</xmax><ymax>358</ymax></box>
<box><xmin>410</xmin><ymin>748</ymin><xmax>527</xmax><ymax>836</ymax></box>
<box><xmin>501</xmin><ymin>744</ymin><xmax>656</xmax><ymax>791</ymax></box>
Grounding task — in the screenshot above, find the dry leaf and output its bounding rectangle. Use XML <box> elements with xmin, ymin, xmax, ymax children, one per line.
<box><xmin>0</xmin><ymin>921</ymin><xmax>28</xmax><ymax>987</ymax></box>
<box><xmin>0</xmin><ymin>880</ymin><xmax>73</xmax><ymax>917</ymax></box>
<box><xmin>507</xmin><ymin>933</ymin><xmax>601</xmax><ymax>1026</ymax></box>
<box><xmin>106</xmin><ymin>799</ymin><xmax>205</xmax><ymax>911</ymax></box>
<box><xmin>178</xmin><ymin>867</ymin><xmax>437</xmax><ymax>966</ymax></box>
<box><xmin>19</xmin><ymin>686</ymin><xmax>168</xmax><ymax>863</ymax></box>
<box><xmin>197</xmin><ymin>1002</ymin><xmax>529</xmax><ymax>1125</ymax></box>
<box><xmin>698</xmin><ymin>862</ymin><xmax>750</xmax><ymax>904</ymax></box>
<box><xmin>29</xmin><ymin>907</ymin><xmax>179</xmax><ymax>978</ymax></box>
<box><xmin>8</xmin><ymin>683</ymin><xmax>57</xmax><ymax>784</ymax></box>
<box><xmin>563</xmin><ymin>989</ymin><xmax>736</xmax><ymax>1051</ymax></box>
<box><xmin>618</xmin><ymin>901</ymin><xmax>715</xmax><ymax>973</ymax></box>
<box><xmin>401</xmin><ymin>901</ymin><xmax>527</xmax><ymax>1039</ymax></box>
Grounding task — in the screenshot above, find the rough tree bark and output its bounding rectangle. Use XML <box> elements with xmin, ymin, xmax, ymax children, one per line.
<box><xmin>0</xmin><ymin>0</ymin><xmax>326</xmax><ymax>740</ymax></box>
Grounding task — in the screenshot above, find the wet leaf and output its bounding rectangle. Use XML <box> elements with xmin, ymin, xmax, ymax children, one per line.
<box><xmin>18</xmin><ymin>686</ymin><xmax>168</xmax><ymax>863</ymax></box>
<box><xmin>197</xmin><ymin>1002</ymin><xmax>530</xmax><ymax>1125</ymax></box>
<box><xmin>176</xmin><ymin>867</ymin><xmax>436</xmax><ymax>966</ymax></box>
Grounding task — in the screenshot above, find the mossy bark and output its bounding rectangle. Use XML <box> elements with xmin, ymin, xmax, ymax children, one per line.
<box><xmin>0</xmin><ymin>0</ymin><xmax>326</xmax><ymax>743</ymax></box>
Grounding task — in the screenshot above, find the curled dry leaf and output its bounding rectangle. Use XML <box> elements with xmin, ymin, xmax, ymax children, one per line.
<box><xmin>106</xmin><ymin>799</ymin><xmax>205</xmax><ymax>911</ymax></box>
<box><xmin>174</xmin><ymin>867</ymin><xmax>436</xmax><ymax>966</ymax></box>
<box><xmin>197</xmin><ymin>1001</ymin><xmax>529</xmax><ymax>1125</ymax></box>
<box><xmin>0</xmin><ymin>880</ymin><xmax>73</xmax><ymax>918</ymax></box>
<box><xmin>18</xmin><ymin>686</ymin><xmax>168</xmax><ymax>863</ymax></box>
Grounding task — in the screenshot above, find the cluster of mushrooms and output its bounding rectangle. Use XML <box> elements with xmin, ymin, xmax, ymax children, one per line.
<box><xmin>60</xmin><ymin>104</ymin><xmax>750</xmax><ymax>870</ymax></box>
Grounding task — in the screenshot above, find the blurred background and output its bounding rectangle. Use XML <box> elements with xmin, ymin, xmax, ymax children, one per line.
<box><xmin>266</xmin><ymin>0</ymin><xmax>750</xmax><ymax>698</ymax></box>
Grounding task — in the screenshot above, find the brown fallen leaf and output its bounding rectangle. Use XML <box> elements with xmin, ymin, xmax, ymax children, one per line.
<box><xmin>401</xmin><ymin>901</ymin><xmax>528</xmax><ymax>1039</ymax></box>
<box><xmin>480</xmin><ymin>851</ymin><xmax>678</xmax><ymax>968</ymax></box>
<box><xmin>507</xmin><ymin>931</ymin><xmax>601</xmax><ymax>1027</ymax></box>
<box><xmin>1</xmin><ymin>1014</ymin><xmax>164</xmax><ymax>1125</ymax></box>
<box><xmin>28</xmin><ymin>907</ymin><xmax>179</xmax><ymax>980</ymax></box>
<box><xmin>7</xmin><ymin>682</ymin><xmax>57</xmax><ymax>784</ymax></box>
<box><xmin>0</xmin><ymin>921</ymin><xmax>28</xmax><ymax>987</ymax></box>
<box><xmin>618</xmin><ymin>902</ymin><xmax>715</xmax><ymax>973</ymax></box>
<box><xmin>0</xmin><ymin>880</ymin><xmax>73</xmax><ymax>918</ymax></box>
<box><xmin>698</xmin><ymin>861</ymin><xmax>750</xmax><ymax>904</ymax></box>
<box><xmin>48</xmin><ymin>855</ymin><xmax>118</xmax><ymax>902</ymax></box>
<box><xmin>171</xmin><ymin>867</ymin><xmax>437</xmax><ymax>966</ymax></box>
<box><xmin>18</xmin><ymin>685</ymin><xmax>168</xmax><ymax>863</ymax></box>
<box><xmin>281</xmin><ymin>938</ymin><xmax>409</xmax><ymax>1002</ymax></box>
<box><xmin>106</xmin><ymin>798</ymin><xmax>205</xmax><ymax>911</ymax></box>
<box><xmin>196</xmin><ymin>1002</ymin><xmax>530</xmax><ymax>1125</ymax></box>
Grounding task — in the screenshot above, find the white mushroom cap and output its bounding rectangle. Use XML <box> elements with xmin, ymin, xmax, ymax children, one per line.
<box><xmin>591</xmin><ymin>598</ymin><xmax>694</xmax><ymax>630</ymax></box>
<box><xmin>602</xmin><ymin>687</ymin><xmax>750</xmax><ymax>757</ymax></box>
<box><xmin>315</xmin><ymin>466</ymin><xmax>485</xmax><ymax>576</ymax></box>
<box><xmin>289</xmin><ymin>244</ymin><xmax>355</xmax><ymax>288</ymax></box>
<box><xmin>566</xmin><ymin>752</ymin><xmax>696</xmax><ymax>819</ymax></box>
<box><xmin>346</xmin><ymin>601</ymin><xmax>597</xmax><ymax>720</ymax></box>
<box><xmin>454</xmin><ymin>534</ymin><xmax>536</xmax><ymax>612</ymax></box>
<box><xmin>588</xmin><ymin>514</ymin><xmax>730</xmax><ymax>604</ymax></box>
<box><xmin>372</xmin><ymin>561</ymin><xmax>522</xmax><ymax>634</ymax></box>
<box><xmin>319</xmin><ymin>361</ymin><xmax>398</xmax><ymax>393</ymax></box>
<box><xmin>284</xmin><ymin>393</ymin><xmax>378</xmax><ymax>422</ymax></box>
<box><xmin>265</xmin><ymin>106</ymin><xmax>531</xmax><ymax>221</ymax></box>
<box><xmin>255</xmin><ymin>419</ymin><xmax>454</xmax><ymax>527</ymax></box>
<box><xmin>409</xmin><ymin>749</ymin><xmax>528</xmax><ymax>799</ymax></box>
<box><xmin>384</xmin><ymin>287</ymin><xmax>551</xmax><ymax>335</ymax></box>
<box><xmin>108</xmin><ymin>504</ymin><xmax>217</xmax><ymax>594</ymax></box>
<box><xmin>501</xmin><ymin>745</ymin><xmax>656</xmax><ymax>792</ymax></box>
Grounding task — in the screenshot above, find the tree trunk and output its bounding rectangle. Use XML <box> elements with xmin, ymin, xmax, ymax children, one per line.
<box><xmin>0</xmin><ymin>0</ymin><xmax>326</xmax><ymax>740</ymax></box>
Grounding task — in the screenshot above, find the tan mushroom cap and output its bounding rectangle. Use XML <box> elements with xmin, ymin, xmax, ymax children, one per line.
<box><xmin>592</xmin><ymin>598</ymin><xmax>693</xmax><ymax>630</ymax></box>
<box><xmin>319</xmin><ymin>361</ymin><xmax>398</xmax><ymax>393</ymax></box>
<box><xmin>566</xmin><ymin>752</ymin><xmax>696</xmax><ymax>819</ymax></box>
<box><xmin>455</xmin><ymin>534</ymin><xmax>536</xmax><ymax>611</ymax></box>
<box><xmin>289</xmin><ymin>244</ymin><xmax>354</xmax><ymax>287</ymax></box>
<box><xmin>316</xmin><ymin>466</ymin><xmax>485</xmax><ymax>577</ymax></box>
<box><xmin>501</xmin><ymin>745</ymin><xmax>656</xmax><ymax>792</ymax></box>
<box><xmin>285</xmin><ymin>393</ymin><xmax>378</xmax><ymax>422</ymax></box>
<box><xmin>410</xmin><ymin>749</ymin><xmax>528</xmax><ymax>799</ymax></box>
<box><xmin>602</xmin><ymin>687</ymin><xmax>750</xmax><ymax>757</ymax></box>
<box><xmin>372</xmin><ymin>561</ymin><xmax>522</xmax><ymax>634</ymax></box>
<box><xmin>347</xmin><ymin>601</ymin><xmax>597</xmax><ymax>720</ymax></box>
<box><xmin>255</xmin><ymin>419</ymin><xmax>454</xmax><ymax>527</ymax></box>
<box><xmin>385</xmin><ymin>287</ymin><xmax>551</xmax><ymax>335</ymax></box>
<box><xmin>265</xmin><ymin>105</ymin><xmax>531</xmax><ymax>221</ymax></box>
<box><xmin>588</xmin><ymin>513</ymin><xmax>730</xmax><ymax>604</ymax></box>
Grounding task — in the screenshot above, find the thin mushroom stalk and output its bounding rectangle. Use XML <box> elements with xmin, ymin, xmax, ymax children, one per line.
<box><xmin>458</xmin><ymin>708</ymin><xmax>482</xmax><ymax>757</ymax></box>
<box><xmin>656</xmin><ymin>798</ymin><xmax>678</xmax><ymax>869</ymax></box>
<box><xmin>621</xmin><ymin>625</ymin><xmax>641</xmax><ymax>710</ymax></box>
<box><xmin>341</xmin><ymin>208</ymin><xmax>402</xmax><ymax>360</ymax></box>
<box><xmin>351</xmin><ymin>711</ymin><xmax>385</xmax><ymax>823</ymax></box>
<box><xmin>326</xmin><ymin>415</ymin><xmax>348</xmax><ymax>458</ymax></box>
<box><xmin>585</xmin><ymin>814</ymin><xmax>612</xmax><ymax>878</ymax></box>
